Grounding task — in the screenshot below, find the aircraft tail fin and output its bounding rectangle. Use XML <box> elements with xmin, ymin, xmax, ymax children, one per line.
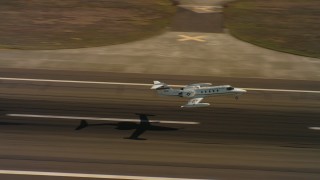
<box><xmin>151</xmin><ymin>81</ymin><xmax>170</xmax><ymax>90</ymax></box>
<box><xmin>151</xmin><ymin>81</ymin><xmax>180</xmax><ymax>96</ymax></box>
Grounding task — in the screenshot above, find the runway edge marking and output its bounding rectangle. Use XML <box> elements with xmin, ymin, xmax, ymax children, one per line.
<box><xmin>6</xmin><ymin>114</ymin><xmax>200</xmax><ymax>125</ymax></box>
<box><xmin>1</xmin><ymin>77</ymin><xmax>319</xmax><ymax>94</ymax></box>
<box><xmin>0</xmin><ymin>170</ymin><xmax>210</xmax><ymax>180</ymax></box>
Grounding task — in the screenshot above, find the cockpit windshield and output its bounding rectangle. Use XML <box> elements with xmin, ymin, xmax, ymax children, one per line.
<box><xmin>226</xmin><ymin>87</ymin><xmax>234</xmax><ymax>90</ymax></box>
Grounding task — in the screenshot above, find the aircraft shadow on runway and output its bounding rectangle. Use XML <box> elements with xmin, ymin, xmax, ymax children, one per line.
<box><xmin>75</xmin><ymin>113</ymin><xmax>179</xmax><ymax>140</ymax></box>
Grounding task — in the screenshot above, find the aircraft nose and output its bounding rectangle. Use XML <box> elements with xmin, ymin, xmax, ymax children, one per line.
<box><xmin>236</xmin><ymin>88</ymin><xmax>247</xmax><ymax>93</ymax></box>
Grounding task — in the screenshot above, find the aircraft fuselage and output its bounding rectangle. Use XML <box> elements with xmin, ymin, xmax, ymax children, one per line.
<box><xmin>179</xmin><ymin>85</ymin><xmax>246</xmax><ymax>98</ymax></box>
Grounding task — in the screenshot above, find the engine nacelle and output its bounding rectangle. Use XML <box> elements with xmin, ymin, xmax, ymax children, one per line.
<box><xmin>179</xmin><ymin>90</ymin><xmax>196</xmax><ymax>97</ymax></box>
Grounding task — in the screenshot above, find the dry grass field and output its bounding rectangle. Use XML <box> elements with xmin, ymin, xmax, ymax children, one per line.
<box><xmin>0</xmin><ymin>0</ymin><xmax>175</xmax><ymax>49</ymax></box>
<box><xmin>224</xmin><ymin>0</ymin><xmax>320</xmax><ymax>58</ymax></box>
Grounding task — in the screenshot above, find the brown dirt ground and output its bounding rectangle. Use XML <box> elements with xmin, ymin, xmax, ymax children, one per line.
<box><xmin>0</xmin><ymin>0</ymin><xmax>175</xmax><ymax>49</ymax></box>
<box><xmin>224</xmin><ymin>0</ymin><xmax>320</xmax><ymax>58</ymax></box>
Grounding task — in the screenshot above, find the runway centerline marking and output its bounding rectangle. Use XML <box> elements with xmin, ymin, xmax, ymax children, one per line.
<box><xmin>6</xmin><ymin>114</ymin><xmax>200</xmax><ymax>125</ymax></box>
<box><xmin>0</xmin><ymin>170</ymin><xmax>209</xmax><ymax>180</ymax></box>
<box><xmin>309</xmin><ymin>127</ymin><xmax>320</xmax><ymax>130</ymax></box>
<box><xmin>0</xmin><ymin>77</ymin><xmax>319</xmax><ymax>94</ymax></box>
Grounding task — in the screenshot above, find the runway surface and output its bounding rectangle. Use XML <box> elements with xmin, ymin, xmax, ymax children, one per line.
<box><xmin>0</xmin><ymin>68</ymin><xmax>319</xmax><ymax>179</ymax></box>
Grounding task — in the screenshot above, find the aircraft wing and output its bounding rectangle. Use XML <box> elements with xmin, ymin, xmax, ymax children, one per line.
<box><xmin>185</xmin><ymin>83</ymin><xmax>212</xmax><ymax>88</ymax></box>
<box><xmin>181</xmin><ymin>97</ymin><xmax>210</xmax><ymax>108</ymax></box>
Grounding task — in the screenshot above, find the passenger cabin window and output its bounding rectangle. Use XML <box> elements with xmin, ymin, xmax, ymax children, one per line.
<box><xmin>227</xmin><ymin>87</ymin><xmax>234</xmax><ymax>90</ymax></box>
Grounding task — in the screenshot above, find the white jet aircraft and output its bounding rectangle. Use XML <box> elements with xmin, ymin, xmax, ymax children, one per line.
<box><xmin>151</xmin><ymin>81</ymin><xmax>247</xmax><ymax>108</ymax></box>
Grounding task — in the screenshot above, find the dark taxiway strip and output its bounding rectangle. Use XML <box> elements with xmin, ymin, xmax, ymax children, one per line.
<box><xmin>0</xmin><ymin>68</ymin><xmax>319</xmax><ymax>179</ymax></box>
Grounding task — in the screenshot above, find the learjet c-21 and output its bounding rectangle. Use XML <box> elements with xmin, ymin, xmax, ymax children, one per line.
<box><xmin>151</xmin><ymin>81</ymin><xmax>247</xmax><ymax>108</ymax></box>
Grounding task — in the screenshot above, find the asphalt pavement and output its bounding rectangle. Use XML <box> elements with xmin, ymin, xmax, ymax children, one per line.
<box><xmin>0</xmin><ymin>68</ymin><xmax>319</xmax><ymax>179</ymax></box>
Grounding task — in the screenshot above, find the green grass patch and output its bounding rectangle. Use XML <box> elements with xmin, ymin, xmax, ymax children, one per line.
<box><xmin>0</xmin><ymin>0</ymin><xmax>175</xmax><ymax>50</ymax></box>
<box><xmin>224</xmin><ymin>0</ymin><xmax>320</xmax><ymax>58</ymax></box>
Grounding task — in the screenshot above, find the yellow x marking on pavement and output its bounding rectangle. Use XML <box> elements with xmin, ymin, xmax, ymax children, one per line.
<box><xmin>192</xmin><ymin>6</ymin><xmax>214</xmax><ymax>13</ymax></box>
<box><xmin>178</xmin><ymin>35</ymin><xmax>206</xmax><ymax>42</ymax></box>
<box><xmin>178</xmin><ymin>5</ymin><xmax>223</xmax><ymax>13</ymax></box>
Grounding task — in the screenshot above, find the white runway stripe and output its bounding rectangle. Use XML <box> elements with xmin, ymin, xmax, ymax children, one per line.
<box><xmin>309</xmin><ymin>127</ymin><xmax>320</xmax><ymax>130</ymax></box>
<box><xmin>243</xmin><ymin>88</ymin><xmax>320</xmax><ymax>94</ymax></box>
<box><xmin>0</xmin><ymin>77</ymin><xmax>151</xmax><ymax>86</ymax></box>
<box><xmin>0</xmin><ymin>170</ymin><xmax>209</xmax><ymax>180</ymax></box>
<box><xmin>6</xmin><ymin>114</ymin><xmax>200</xmax><ymax>125</ymax></box>
<box><xmin>0</xmin><ymin>77</ymin><xmax>319</xmax><ymax>94</ymax></box>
